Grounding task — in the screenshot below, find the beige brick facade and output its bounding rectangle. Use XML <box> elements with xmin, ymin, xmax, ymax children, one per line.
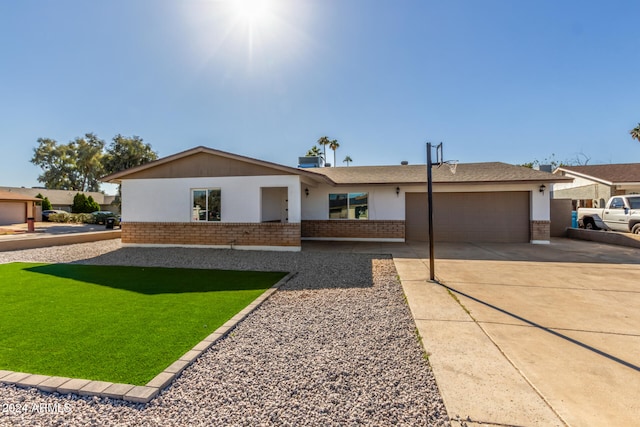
<box><xmin>301</xmin><ymin>220</ymin><xmax>405</xmax><ymax>239</ymax></box>
<box><xmin>122</xmin><ymin>222</ymin><xmax>300</xmax><ymax>247</ymax></box>
<box><xmin>530</xmin><ymin>220</ymin><xmax>550</xmax><ymax>241</ymax></box>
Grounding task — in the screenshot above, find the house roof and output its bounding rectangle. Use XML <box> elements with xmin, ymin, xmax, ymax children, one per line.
<box><xmin>0</xmin><ymin>187</ymin><xmax>110</xmax><ymax>205</ymax></box>
<box><xmin>307</xmin><ymin>162</ymin><xmax>571</xmax><ymax>185</ymax></box>
<box><xmin>555</xmin><ymin>164</ymin><xmax>640</xmax><ymax>185</ymax></box>
<box><xmin>101</xmin><ymin>146</ymin><xmax>325</xmax><ymax>183</ymax></box>
<box><xmin>100</xmin><ymin>146</ymin><xmax>570</xmax><ymax>187</ymax></box>
<box><xmin>0</xmin><ymin>190</ymin><xmax>41</xmax><ymax>202</ymax></box>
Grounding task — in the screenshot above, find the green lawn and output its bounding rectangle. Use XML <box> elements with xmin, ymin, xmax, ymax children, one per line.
<box><xmin>0</xmin><ymin>262</ymin><xmax>286</xmax><ymax>385</ymax></box>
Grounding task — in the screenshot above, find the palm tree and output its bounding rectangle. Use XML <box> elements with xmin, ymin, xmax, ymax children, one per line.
<box><xmin>343</xmin><ymin>155</ymin><xmax>353</xmax><ymax>166</ymax></box>
<box><xmin>306</xmin><ymin>146</ymin><xmax>322</xmax><ymax>157</ymax></box>
<box><xmin>329</xmin><ymin>139</ymin><xmax>339</xmax><ymax>167</ymax></box>
<box><xmin>317</xmin><ymin>136</ymin><xmax>330</xmax><ymax>166</ymax></box>
<box><xmin>631</xmin><ymin>123</ymin><xmax>640</xmax><ymax>143</ymax></box>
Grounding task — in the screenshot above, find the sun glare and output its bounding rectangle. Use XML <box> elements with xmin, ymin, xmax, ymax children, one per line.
<box><xmin>230</xmin><ymin>0</ymin><xmax>273</xmax><ymax>25</ymax></box>
<box><xmin>185</xmin><ymin>0</ymin><xmax>305</xmax><ymax>72</ymax></box>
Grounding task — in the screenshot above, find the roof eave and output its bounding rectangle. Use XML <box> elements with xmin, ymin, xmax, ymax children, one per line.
<box><xmin>555</xmin><ymin>167</ymin><xmax>614</xmax><ymax>186</ymax></box>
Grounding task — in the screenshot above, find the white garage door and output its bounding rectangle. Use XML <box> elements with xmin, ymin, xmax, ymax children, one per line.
<box><xmin>405</xmin><ymin>192</ymin><xmax>530</xmax><ymax>243</ymax></box>
<box><xmin>0</xmin><ymin>202</ymin><xmax>26</xmax><ymax>226</ymax></box>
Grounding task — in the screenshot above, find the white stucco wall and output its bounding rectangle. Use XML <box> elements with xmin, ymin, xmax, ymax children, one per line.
<box><xmin>301</xmin><ymin>185</ymin><xmax>404</xmax><ymax>220</ymax></box>
<box><xmin>301</xmin><ymin>183</ymin><xmax>549</xmax><ymax>221</ymax></box>
<box><xmin>529</xmin><ymin>185</ymin><xmax>550</xmax><ymax>221</ymax></box>
<box><xmin>552</xmin><ymin>174</ymin><xmax>599</xmax><ymax>191</ymax></box>
<box><xmin>122</xmin><ymin>176</ymin><xmax>301</xmax><ymax>223</ymax></box>
<box><xmin>123</xmin><ymin>177</ymin><xmax>549</xmax><ymax>224</ymax></box>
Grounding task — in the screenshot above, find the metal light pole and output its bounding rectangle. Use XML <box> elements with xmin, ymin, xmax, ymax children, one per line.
<box><xmin>426</xmin><ymin>142</ymin><xmax>436</xmax><ymax>281</ymax></box>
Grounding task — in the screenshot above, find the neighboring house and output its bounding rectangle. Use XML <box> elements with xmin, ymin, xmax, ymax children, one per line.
<box><xmin>553</xmin><ymin>164</ymin><xmax>640</xmax><ymax>209</ymax></box>
<box><xmin>0</xmin><ymin>187</ymin><xmax>118</xmax><ymax>214</ymax></box>
<box><xmin>101</xmin><ymin>146</ymin><xmax>571</xmax><ymax>251</ymax></box>
<box><xmin>0</xmin><ymin>190</ymin><xmax>40</xmax><ymax>226</ymax></box>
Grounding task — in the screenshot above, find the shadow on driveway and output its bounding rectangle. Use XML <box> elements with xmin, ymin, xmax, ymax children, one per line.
<box><xmin>425</xmin><ymin>238</ymin><xmax>640</xmax><ymax>425</ymax></box>
<box><xmin>406</xmin><ymin>237</ymin><xmax>640</xmax><ymax>265</ymax></box>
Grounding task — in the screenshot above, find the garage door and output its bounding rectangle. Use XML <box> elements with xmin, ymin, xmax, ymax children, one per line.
<box><xmin>0</xmin><ymin>202</ymin><xmax>26</xmax><ymax>226</ymax></box>
<box><xmin>405</xmin><ymin>192</ymin><xmax>530</xmax><ymax>243</ymax></box>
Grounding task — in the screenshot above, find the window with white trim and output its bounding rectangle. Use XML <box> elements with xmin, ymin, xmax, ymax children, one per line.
<box><xmin>192</xmin><ymin>188</ymin><xmax>221</xmax><ymax>222</ymax></box>
<box><xmin>329</xmin><ymin>192</ymin><xmax>368</xmax><ymax>219</ymax></box>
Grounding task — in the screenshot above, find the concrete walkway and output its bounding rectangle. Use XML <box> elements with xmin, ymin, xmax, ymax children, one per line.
<box><xmin>393</xmin><ymin>239</ymin><xmax>640</xmax><ymax>427</ymax></box>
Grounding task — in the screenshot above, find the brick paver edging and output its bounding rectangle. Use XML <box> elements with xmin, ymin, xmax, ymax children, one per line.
<box><xmin>0</xmin><ymin>272</ymin><xmax>295</xmax><ymax>404</ymax></box>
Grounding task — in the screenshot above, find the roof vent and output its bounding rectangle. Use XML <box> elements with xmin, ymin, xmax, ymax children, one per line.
<box><xmin>400</xmin><ymin>161</ymin><xmax>409</xmax><ymax>166</ymax></box>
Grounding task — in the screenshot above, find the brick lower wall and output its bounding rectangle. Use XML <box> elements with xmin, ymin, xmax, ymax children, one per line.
<box><xmin>301</xmin><ymin>220</ymin><xmax>405</xmax><ymax>239</ymax></box>
<box><xmin>530</xmin><ymin>220</ymin><xmax>550</xmax><ymax>241</ymax></box>
<box><xmin>122</xmin><ymin>222</ymin><xmax>301</xmax><ymax>247</ymax></box>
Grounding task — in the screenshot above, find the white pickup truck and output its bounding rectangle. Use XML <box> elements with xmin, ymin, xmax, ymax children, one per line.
<box><xmin>578</xmin><ymin>195</ymin><xmax>640</xmax><ymax>234</ymax></box>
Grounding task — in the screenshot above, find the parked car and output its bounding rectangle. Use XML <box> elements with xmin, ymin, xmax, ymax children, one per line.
<box><xmin>42</xmin><ymin>210</ymin><xmax>67</xmax><ymax>221</ymax></box>
<box><xmin>577</xmin><ymin>195</ymin><xmax>640</xmax><ymax>234</ymax></box>
<box><xmin>91</xmin><ymin>211</ymin><xmax>117</xmax><ymax>225</ymax></box>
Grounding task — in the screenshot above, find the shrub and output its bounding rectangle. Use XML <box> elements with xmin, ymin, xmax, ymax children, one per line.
<box><xmin>72</xmin><ymin>193</ymin><xmax>100</xmax><ymax>214</ymax></box>
<box><xmin>48</xmin><ymin>213</ymin><xmax>95</xmax><ymax>224</ymax></box>
<box><xmin>87</xmin><ymin>196</ymin><xmax>100</xmax><ymax>212</ymax></box>
<box><xmin>49</xmin><ymin>212</ymin><xmax>72</xmax><ymax>223</ymax></box>
<box><xmin>75</xmin><ymin>213</ymin><xmax>95</xmax><ymax>224</ymax></box>
<box><xmin>72</xmin><ymin>193</ymin><xmax>87</xmax><ymax>213</ymax></box>
<box><xmin>42</xmin><ymin>197</ymin><xmax>52</xmax><ymax>211</ymax></box>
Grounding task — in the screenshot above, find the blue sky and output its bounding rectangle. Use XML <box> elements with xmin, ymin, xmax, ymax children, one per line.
<box><xmin>1</xmin><ymin>0</ymin><xmax>639</xmax><ymax>194</ymax></box>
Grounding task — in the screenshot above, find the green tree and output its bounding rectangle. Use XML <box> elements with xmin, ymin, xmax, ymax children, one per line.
<box><xmin>329</xmin><ymin>139</ymin><xmax>340</xmax><ymax>168</ymax></box>
<box><xmin>86</xmin><ymin>195</ymin><xmax>100</xmax><ymax>212</ymax></box>
<box><xmin>31</xmin><ymin>133</ymin><xmax>157</xmax><ymax>193</ymax></box>
<box><xmin>34</xmin><ymin>193</ymin><xmax>52</xmax><ymax>210</ymax></box>
<box><xmin>42</xmin><ymin>197</ymin><xmax>52</xmax><ymax>210</ymax></box>
<box><xmin>317</xmin><ymin>136</ymin><xmax>330</xmax><ymax>166</ymax></box>
<box><xmin>343</xmin><ymin>155</ymin><xmax>353</xmax><ymax>166</ymax></box>
<box><xmin>31</xmin><ymin>133</ymin><xmax>105</xmax><ymax>191</ymax></box>
<box><xmin>72</xmin><ymin>193</ymin><xmax>88</xmax><ymax>213</ymax></box>
<box><xmin>305</xmin><ymin>146</ymin><xmax>323</xmax><ymax>157</ymax></box>
<box><xmin>631</xmin><ymin>123</ymin><xmax>640</xmax><ymax>142</ymax></box>
<box><xmin>71</xmin><ymin>133</ymin><xmax>105</xmax><ymax>192</ymax></box>
<box><xmin>102</xmin><ymin>134</ymin><xmax>158</xmax><ymax>176</ymax></box>
<box><xmin>31</xmin><ymin>138</ymin><xmax>78</xmax><ymax>190</ymax></box>
<box><xmin>72</xmin><ymin>193</ymin><xmax>99</xmax><ymax>213</ymax></box>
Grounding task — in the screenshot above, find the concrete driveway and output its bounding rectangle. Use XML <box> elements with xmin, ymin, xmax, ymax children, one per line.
<box><xmin>396</xmin><ymin>238</ymin><xmax>640</xmax><ymax>426</ymax></box>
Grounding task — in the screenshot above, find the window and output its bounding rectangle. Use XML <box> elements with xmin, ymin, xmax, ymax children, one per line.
<box><xmin>610</xmin><ymin>197</ymin><xmax>625</xmax><ymax>209</ymax></box>
<box><xmin>192</xmin><ymin>189</ymin><xmax>221</xmax><ymax>221</ymax></box>
<box><xmin>329</xmin><ymin>192</ymin><xmax>368</xmax><ymax>219</ymax></box>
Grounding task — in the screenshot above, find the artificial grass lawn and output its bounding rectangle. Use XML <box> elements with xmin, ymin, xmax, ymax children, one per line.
<box><xmin>0</xmin><ymin>262</ymin><xmax>286</xmax><ymax>385</ymax></box>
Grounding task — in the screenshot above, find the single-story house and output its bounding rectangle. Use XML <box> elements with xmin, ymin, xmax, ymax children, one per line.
<box><xmin>552</xmin><ymin>164</ymin><xmax>640</xmax><ymax>209</ymax></box>
<box><xmin>0</xmin><ymin>187</ymin><xmax>119</xmax><ymax>215</ymax></box>
<box><xmin>0</xmin><ymin>190</ymin><xmax>40</xmax><ymax>226</ymax></box>
<box><xmin>101</xmin><ymin>146</ymin><xmax>571</xmax><ymax>251</ymax></box>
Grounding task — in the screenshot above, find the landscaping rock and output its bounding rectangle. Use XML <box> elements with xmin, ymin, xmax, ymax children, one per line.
<box><xmin>0</xmin><ymin>241</ymin><xmax>449</xmax><ymax>426</ymax></box>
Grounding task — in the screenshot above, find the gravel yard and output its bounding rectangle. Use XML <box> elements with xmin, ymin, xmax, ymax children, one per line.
<box><xmin>0</xmin><ymin>240</ymin><xmax>449</xmax><ymax>426</ymax></box>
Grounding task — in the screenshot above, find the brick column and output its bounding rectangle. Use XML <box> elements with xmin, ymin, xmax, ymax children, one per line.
<box><xmin>530</xmin><ymin>220</ymin><xmax>550</xmax><ymax>242</ymax></box>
